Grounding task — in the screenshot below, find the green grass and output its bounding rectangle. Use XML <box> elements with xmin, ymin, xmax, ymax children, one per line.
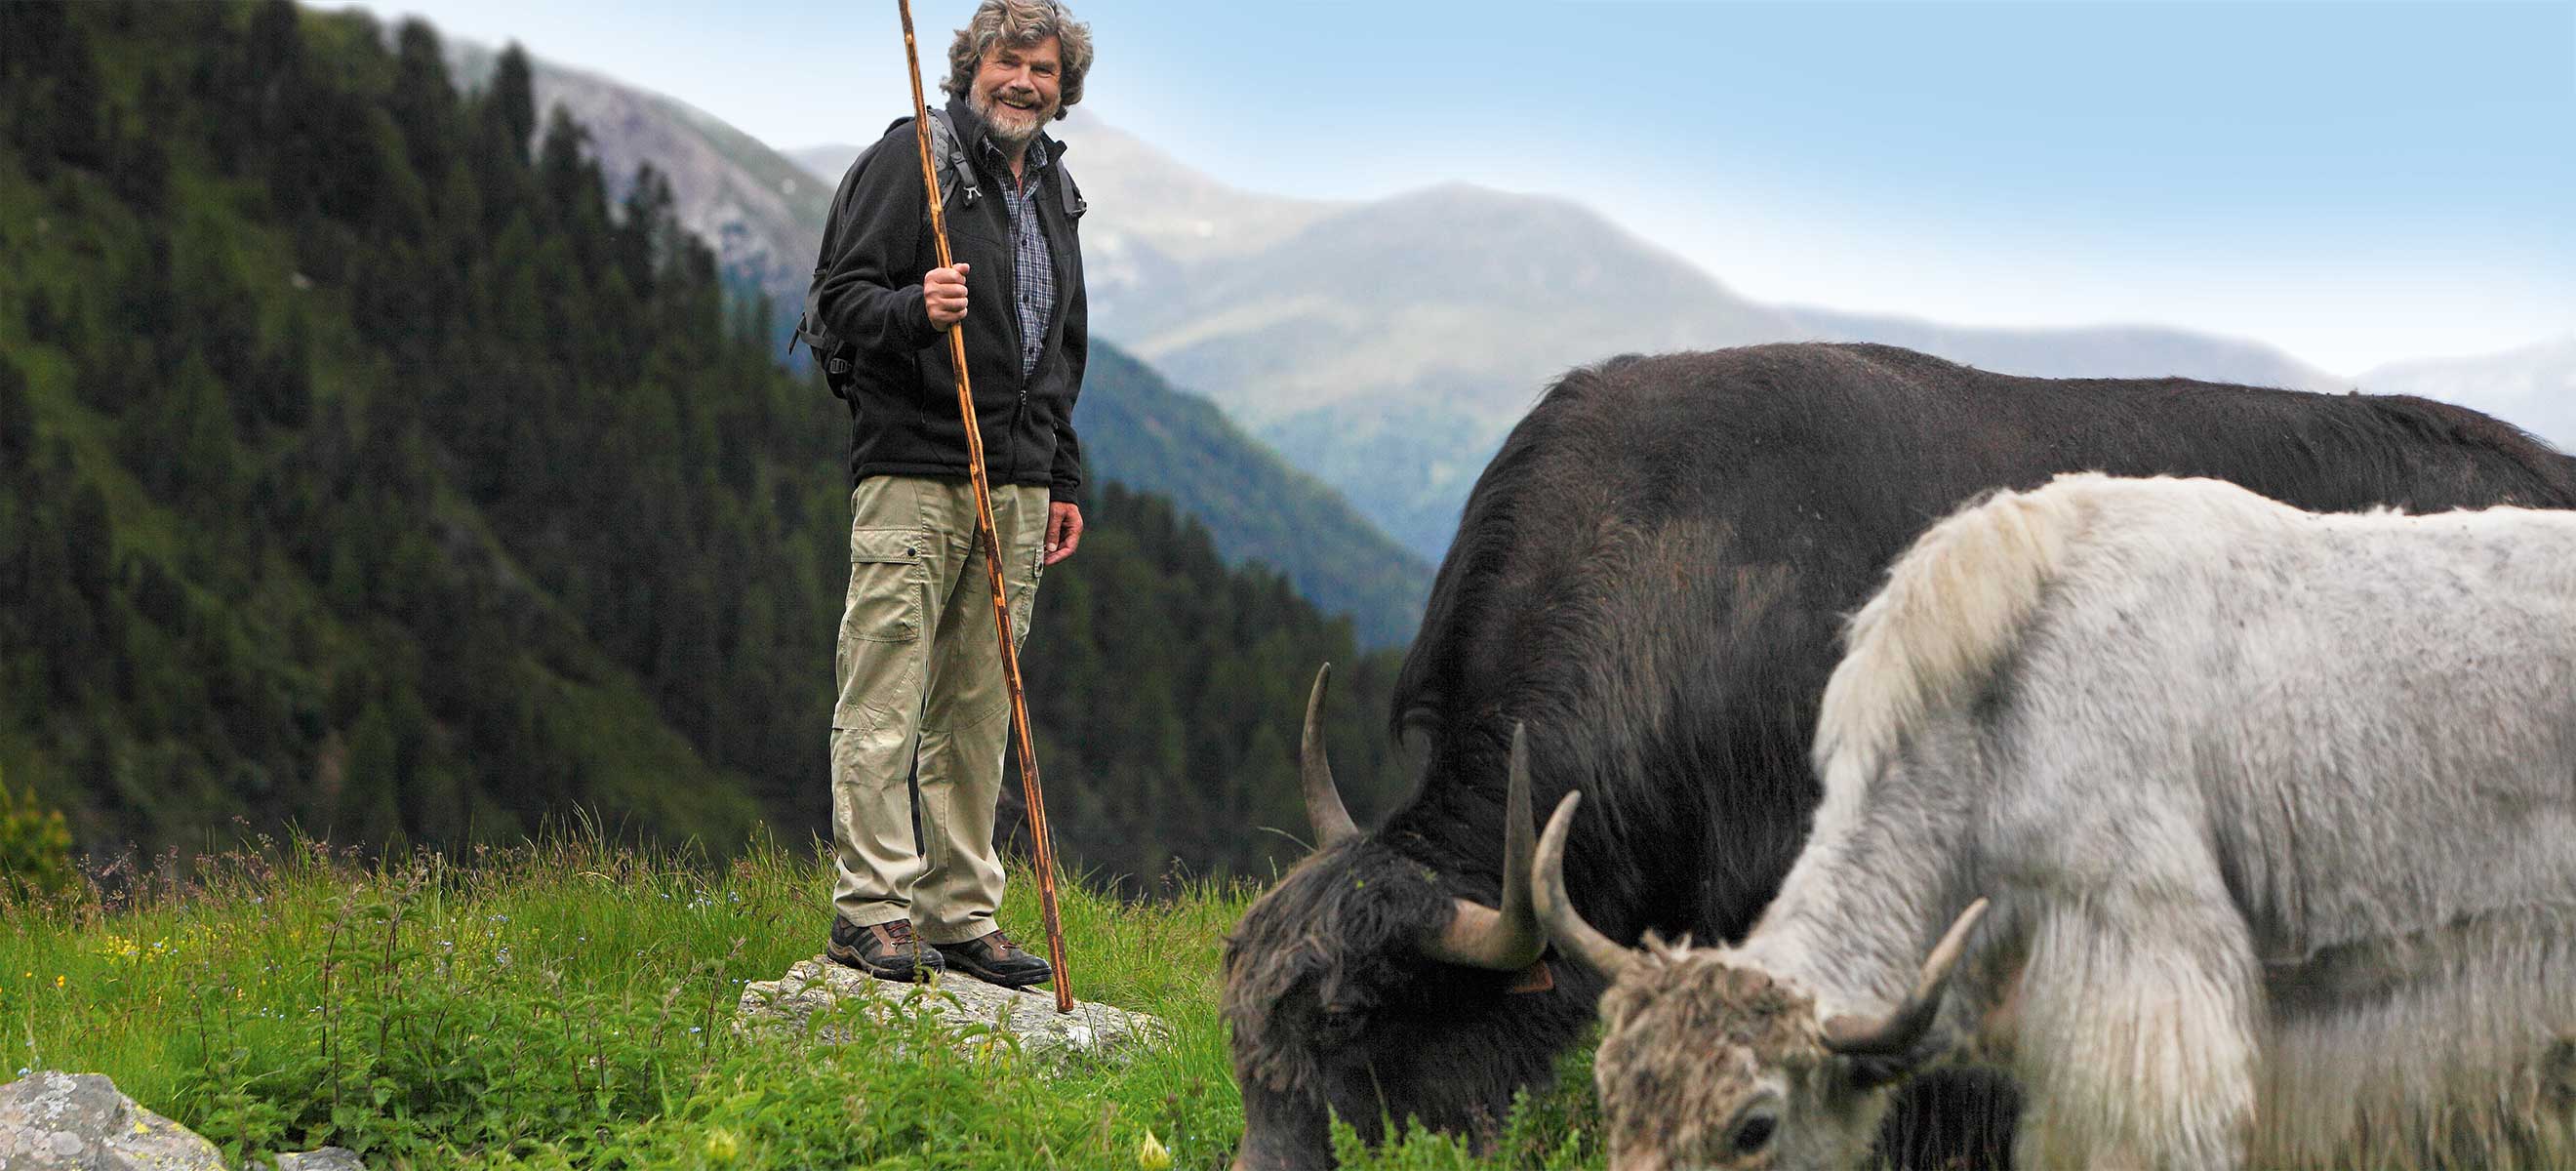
<box><xmin>2</xmin><ymin>828</ymin><xmax>1603</xmax><ymax>1169</ymax></box>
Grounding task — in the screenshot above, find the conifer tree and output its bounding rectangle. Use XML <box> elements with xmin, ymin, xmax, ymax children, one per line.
<box><xmin>487</xmin><ymin>43</ymin><xmax>537</xmax><ymax>164</ymax></box>
<box><xmin>389</xmin><ymin>19</ymin><xmax>457</xmax><ymax>184</ymax></box>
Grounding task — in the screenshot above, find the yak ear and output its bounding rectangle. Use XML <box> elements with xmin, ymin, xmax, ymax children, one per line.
<box><xmin>1820</xmin><ymin>899</ymin><xmax>1989</xmax><ymax>1088</ymax></box>
<box><xmin>1828</xmin><ymin>1032</ymin><xmax>1957</xmax><ymax>1091</ymax></box>
<box><xmin>1837</xmin><ymin>1054</ymin><xmax>1915</xmax><ymax>1092</ymax></box>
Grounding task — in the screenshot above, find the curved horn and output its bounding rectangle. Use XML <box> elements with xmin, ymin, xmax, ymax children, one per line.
<box><xmin>1821</xmin><ymin>898</ymin><xmax>1991</xmax><ymax>1058</ymax></box>
<box><xmin>1301</xmin><ymin>664</ymin><xmax>1361</xmax><ymax>850</ymax></box>
<box><xmin>1530</xmin><ymin>790</ymin><xmax>1633</xmax><ymax>981</ymax></box>
<box><xmin>1418</xmin><ymin>724</ymin><xmax>1547</xmax><ymax>971</ymax></box>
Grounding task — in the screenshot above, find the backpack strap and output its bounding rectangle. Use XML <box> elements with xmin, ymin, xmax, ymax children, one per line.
<box><xmin>923</xmin><ymin>110</ymin><xmax>982</xmax><ymax>211</ymax></box>
<box><xmin>1055</xmin><ymin>159</ymin><xmax>1085</xmax><ymax>220</ymax></box>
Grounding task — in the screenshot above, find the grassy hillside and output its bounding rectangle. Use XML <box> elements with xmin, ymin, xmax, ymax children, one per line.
<box><xmin>0</xmin><ymin>0</ymin><xmax>1412</xmax><ymax>887</ymax></box>
<box><xmin>0</xmin><ymin>833</ymin><xmax>1602</xmax><ymax>1169</ymax></box>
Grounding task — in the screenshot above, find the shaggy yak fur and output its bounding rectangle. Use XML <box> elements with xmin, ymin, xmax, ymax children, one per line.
<box><xmin>1219</xmin><ymin>343</ymin><xmax>2576</xmax><ymax>1170</ymax></box>
<box><xmin>1562</xmin><ymin>474</ymin><xmax>2576</xmax><ymax>1171</ymax></box>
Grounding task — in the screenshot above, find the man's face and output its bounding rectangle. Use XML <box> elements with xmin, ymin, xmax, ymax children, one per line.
<box><xmin>969</xmin><ymin>36</ymin><xmax>1064</xmax><ymax>146</ymax></box>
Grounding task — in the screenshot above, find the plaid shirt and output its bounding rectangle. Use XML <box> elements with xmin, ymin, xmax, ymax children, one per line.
<box><xmin>982</xmin><ymin>135</ymin><xmax>1056</xmax><ymax>379</ymax></box>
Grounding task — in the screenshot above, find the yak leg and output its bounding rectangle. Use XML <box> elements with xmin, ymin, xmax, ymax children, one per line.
<box><xmin>2010</xmin><ymin>877</ymin><xmax>2261</xmax><ymax>1171</ymax></box>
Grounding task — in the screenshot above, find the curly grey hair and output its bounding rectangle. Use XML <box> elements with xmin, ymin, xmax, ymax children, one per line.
<box><xmin>941</xmin><ymin>0</ymin><xmax>1093</xmax><ymax>117</ymax></box>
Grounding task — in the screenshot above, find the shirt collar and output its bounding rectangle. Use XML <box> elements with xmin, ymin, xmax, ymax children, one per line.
<box><xmin>986</xmin><ymin>132</ymin><xmax>1050</xmax><ymax>180</ymax></box>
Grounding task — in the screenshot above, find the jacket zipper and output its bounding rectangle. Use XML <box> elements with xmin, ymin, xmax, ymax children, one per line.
<box><xmin>998</xmin><ymin>174</ymin><xmax>1029</xmax><ymax>488</ymax></box>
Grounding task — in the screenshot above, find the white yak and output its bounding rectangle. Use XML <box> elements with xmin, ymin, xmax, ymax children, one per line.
<box><xmin>1526</xmin><ymin>473</ymin><xmax>2576</xmax><ymax>1170</ymax></box>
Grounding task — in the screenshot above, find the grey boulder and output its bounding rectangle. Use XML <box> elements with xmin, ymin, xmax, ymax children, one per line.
<box><xmin>0</xmin><ymin>1072</ymin><xmax>370</xmax><ymax>1171</ymax></box>
<box><xmin>738</xmin><ymin>956</ymin><xmax>1167</xmax><ymax>1067</ymax></box>
<box><xmin>0</xmin><ymin>1070</ymin><xmax>222</xmax><ymax>1170</ymax></box>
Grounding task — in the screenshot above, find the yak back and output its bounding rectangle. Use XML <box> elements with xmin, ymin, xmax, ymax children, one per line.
<box><xmin>1384</xmin><ymin>342</ymin><xmax>2576</xmax><ymax>947</ymax></box>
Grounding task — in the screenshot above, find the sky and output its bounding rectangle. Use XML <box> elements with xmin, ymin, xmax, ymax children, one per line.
<box><xmin>322</xmin><ymin>0</ymin><xmax>2575</xmax><ymax>376</ymax></box>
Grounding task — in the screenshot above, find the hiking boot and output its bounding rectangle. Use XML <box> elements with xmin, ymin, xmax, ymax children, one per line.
<box><xmin>935</xmin><ymin>929</ymin><xmax>1052</xmax><ymax>989</ymax></box>
<box><xmin>827</xmin><ymin>916</ymin><xmax>946</xmax><ymax>983</ymax></box>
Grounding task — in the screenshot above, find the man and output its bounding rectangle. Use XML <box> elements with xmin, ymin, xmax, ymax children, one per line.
<box><xmin>807</xmin><ymin>0</ymin><xmax>1093</xmax><ymax>987</ymax></box>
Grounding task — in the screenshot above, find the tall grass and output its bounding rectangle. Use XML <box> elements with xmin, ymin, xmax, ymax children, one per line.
<box><xmin>2</xmin><ymin>827</ymin><xmax>1601</xmax><ymax>1169</ymax></box>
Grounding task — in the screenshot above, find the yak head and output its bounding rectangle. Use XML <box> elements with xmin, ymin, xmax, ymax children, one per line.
<box><xmin>1529</xmin><ymin>792</ymin><xmax>1986</xmax><ymax>1171</ymax></box>
<box><xmin>1223</xmin><ymin>671</ymin><xmax>1595</xmax><ymax>1170</ymax></box>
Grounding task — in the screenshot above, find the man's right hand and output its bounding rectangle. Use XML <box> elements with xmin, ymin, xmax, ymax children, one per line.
<box><xmin>924</xmin><ymin>262</ymin><xmax>970</xmax><ymax>330</ymax></box>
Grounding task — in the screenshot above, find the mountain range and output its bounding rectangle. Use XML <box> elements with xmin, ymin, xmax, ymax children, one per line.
<box><xmin>492</xmin><ymin>50</ymin><xmax>2569</xmax><ymax>566</ymax></box>
<box><xmin>444</xmin><ymin>49</ymin><xmax>1430</xmax><ymax>646</ymax></box>
<box><xmin>789</xmin><ymin>119</ymin><xmax>2566</xmax><ymax>558</ymax></box>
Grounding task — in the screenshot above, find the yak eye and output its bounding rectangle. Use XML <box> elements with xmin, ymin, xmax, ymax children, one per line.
<box><xmin>1730</xmin><ymin>1111</ymin><xmax>1777</xmax><ymax>1155</ymax></box>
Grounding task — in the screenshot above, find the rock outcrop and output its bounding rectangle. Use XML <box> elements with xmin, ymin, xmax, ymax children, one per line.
<box><xmin>1</xmin><ymin>1070</ymin><xmax>224</xmax><ymax>1170</ymax></box>
<box><xmin>263</xmin><ymin>1151</ymin><xmax>367</xmax><ymax>1171</ymax></box>
<box><xmin>0</xmin><ymin>1071</ymin><xmax>366</xmax><ymax>1171</ymax></box>
<box><xmin>736</xmin><ymin>956</ymin><xmax>1166</xmax><ymax>1067</ymax></box>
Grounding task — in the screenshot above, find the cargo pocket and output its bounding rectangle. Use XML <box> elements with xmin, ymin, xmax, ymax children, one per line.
<box><xmin>1009</xmin><ymin>532</ymin><xmax>1044</xmax><ymax>651</ymax></box>
<box><xmin>841</xmin><ymin>527</ymin><xmax>928</xmax><ymax>645</ymax></box>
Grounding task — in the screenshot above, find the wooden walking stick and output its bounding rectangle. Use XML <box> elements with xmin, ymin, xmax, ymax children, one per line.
<box><xmin>896</xmin><ymin>0</ymin><xmax>1074</xmax><ymax>1012</ymax></box>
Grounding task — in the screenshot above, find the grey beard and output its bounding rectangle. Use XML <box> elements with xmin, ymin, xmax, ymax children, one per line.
<box><xmin>971</xmin><ymin>90</ymin><xmax>1048</xmax><ymax>146</ymax></box>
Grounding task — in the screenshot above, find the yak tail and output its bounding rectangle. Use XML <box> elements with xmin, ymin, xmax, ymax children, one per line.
<box><xmin>1810</xmin><ymin>472</ymin><xmax>2113</xmax><ymax>821</ymax></box>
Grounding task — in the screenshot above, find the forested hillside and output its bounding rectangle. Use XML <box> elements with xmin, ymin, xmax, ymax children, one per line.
<box><xmin>0</xmin><ymin>0</ymin><xmax>1410</xmax><ymax>888</ymax></box>
<box><xmin>1072</xmin><ymin>345</ymin><xmax>1429</xmax><ymax>649</ymax></box>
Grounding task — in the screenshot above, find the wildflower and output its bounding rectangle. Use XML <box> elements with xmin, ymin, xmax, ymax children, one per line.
<box><xmin>702</xmin><ymin>1127</ymin><xmax>743</xmax><ymax>1163</ymax></box>
<box><xmin>1138</xmin><ymin>1131</ymin><xmax>1172</xmax><ymax>1170</ymax></box>
<box><xmin>54</xmin><ymin>976</ymin><xmax>64</xmax><ymax>989</ymax></box>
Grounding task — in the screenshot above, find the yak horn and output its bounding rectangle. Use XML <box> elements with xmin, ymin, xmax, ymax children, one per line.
<box><xmin>1301</xmin><ymin>664</ymin><xmax>1362</xmax><ymax>850</ymax></box>
<box><xmin>1821</xmin><ymin>898</ymin><xmax>1991</xmax><ymax>1057</ymax></box>
<box><xmin>1531</xmin><ymin>790</ymin><xmax>1632</xmax><ymax>981</ymax></box>
<box><xmin>1419</xmin><ymin>724</ymin><xmax>1548</xmax><ymax>972</ymax></box>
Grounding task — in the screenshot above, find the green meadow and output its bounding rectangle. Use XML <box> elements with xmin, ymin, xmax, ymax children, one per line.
<box><xmin>4</xmin><ymin>828</ymin><xmax>1600</xmax><ymax>1170</ymax></box>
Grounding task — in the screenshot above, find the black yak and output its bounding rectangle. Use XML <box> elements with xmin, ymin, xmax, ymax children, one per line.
<box><xmin>1220</xmin><ymin>343</ymin><xmax>2576</xmax><ymax>1170</ymax></box>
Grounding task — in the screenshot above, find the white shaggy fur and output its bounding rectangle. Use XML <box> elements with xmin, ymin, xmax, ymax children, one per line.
<box><xmin>1719</xmin><ymin>473</ymin><xmax>2576</xmax><ymax>1169</ymax></box>
<box><xmin>1808</xmin><ymin>480</ymin><xmax>2090</xmax><ymax>841</ymax></box>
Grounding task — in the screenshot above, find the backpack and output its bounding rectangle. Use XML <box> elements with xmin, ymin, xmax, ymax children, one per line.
<box><xmin>791</xmin><ymin>110</ymin><xmax>1083</xmax><ymax>399</ymax></box>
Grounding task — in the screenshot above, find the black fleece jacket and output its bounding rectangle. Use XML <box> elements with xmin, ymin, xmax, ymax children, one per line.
<box><xmin>811</xmin><ymin>99</ymin><xmax>1087</xmax><ymax>500</ymax></box>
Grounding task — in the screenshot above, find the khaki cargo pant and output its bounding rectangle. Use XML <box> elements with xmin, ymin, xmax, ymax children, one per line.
<box><xmin>830</xmin><ymin>474</ymin><xmax>1047</xmax><ymax>944</ymax></box>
